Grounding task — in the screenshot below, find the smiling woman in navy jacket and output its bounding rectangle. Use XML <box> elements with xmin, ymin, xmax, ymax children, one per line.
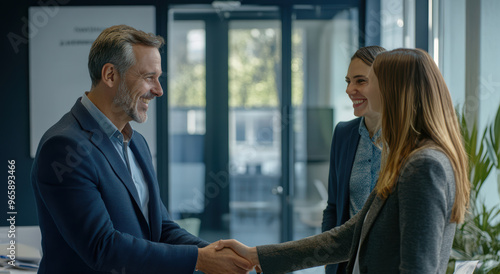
<box><xmin>322</xmin><ymin>46</ymin><xmax>385</xmax><ymax>274</ymax></box>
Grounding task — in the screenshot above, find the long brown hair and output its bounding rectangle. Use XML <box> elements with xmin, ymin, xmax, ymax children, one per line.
<box><xmin>372</xmin><ymin>48</ymin><xmax>470</xmax><ymax>223</ymax></box>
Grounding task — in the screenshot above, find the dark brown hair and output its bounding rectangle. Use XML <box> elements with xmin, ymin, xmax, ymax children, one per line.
<box><xmin>351</xmin><ymin>45</ymin><xmax>386</xmax><ymax>66</ymax></box>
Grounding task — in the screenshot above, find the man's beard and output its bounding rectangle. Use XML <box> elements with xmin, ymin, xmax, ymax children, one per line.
<box><xmin>112</xmin><ymin>79</ymin><xmax>147</xmax><ymax>123</ymax></box>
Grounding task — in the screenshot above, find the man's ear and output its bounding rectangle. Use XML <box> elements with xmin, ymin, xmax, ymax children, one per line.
<box><xmin>101</xmin><ymin>63</ymin><xmax>119</xmax><ymax>88</ymax></box>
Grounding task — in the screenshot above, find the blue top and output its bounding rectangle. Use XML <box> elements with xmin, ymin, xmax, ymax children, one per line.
<box><xmin>81</xmin><ymin>93</ymin><xmax>149</xmax><ymax>223</ymax></box>
<box><xmin>348</xmin><ymin>117</ymin><xmax>381</xmax><ymax>217</ymax></box>
<box><xmin>322</xmin><ymin>117</ymin><xmax>379</xmax><ymax>274</ymax></box>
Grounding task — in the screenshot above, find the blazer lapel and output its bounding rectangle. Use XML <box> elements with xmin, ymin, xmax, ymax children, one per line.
<box><xmin>70</xmin><ymin>100</ymin><xmax>143</xmax><ymax>213</ymax></box>
<box><xmin>130</xmin><ymin>135</ymin><xmax>161</xmax><ymax>241</ymax></box>
<box><xmin>343</xmin><ymin>119</ymin><xmax>361</xmax><ymax>180</ymax></box>
<box><xmin>346</xmin><ymin>190</ymin><xmax>386</xmax><ymax>272</ymax></box>
<box><xmin>359</xmin><ymin>194</ymin><xmax>387</xmax><ymax>244</ymax></box>
<box><xmin>340</xmin><ymin>119</ymin><xmax>362</xmax><ymax>218</ymax></box>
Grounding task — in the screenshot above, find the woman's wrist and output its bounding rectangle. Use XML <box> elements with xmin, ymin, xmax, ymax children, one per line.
<box><xmin>249</xmin><ymin>246</ymin><xmax>260</xmax><ymax>265</ymax></box>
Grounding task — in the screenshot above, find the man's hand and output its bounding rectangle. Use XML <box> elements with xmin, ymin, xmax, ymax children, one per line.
<box><xmin>196</xmin><ymin>241</ymin><xmax>253</xmax><ymax>274</ymax></box>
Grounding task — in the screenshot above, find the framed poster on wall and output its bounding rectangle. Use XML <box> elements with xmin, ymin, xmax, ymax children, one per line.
<box><xmin>29</xmin><ymin>6</ymin><xmax>157</xmax><ymax>166</ymax></box>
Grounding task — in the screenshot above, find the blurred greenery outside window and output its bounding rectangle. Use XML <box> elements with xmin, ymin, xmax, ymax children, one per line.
<box><xmin>169</xmin><ymin>27</ymin><xmax>304</xmax><ymax>108</ymax></box>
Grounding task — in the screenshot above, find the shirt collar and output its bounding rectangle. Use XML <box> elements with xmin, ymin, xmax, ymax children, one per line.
<box><xmin>358</xmin><ymin>117</ymin><xmax>381</xmax><ymax>142</ymax></box>
<box><xmin>81</xmin><ymin>92</ymin><xmax>134</xmax><ymax>142</ymax></box>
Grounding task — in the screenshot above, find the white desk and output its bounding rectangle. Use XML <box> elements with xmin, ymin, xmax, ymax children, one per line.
<box><xmin>0</xmin><ymin>226</ymin><xmax>41</xmax><ymax>273</ymax></box>
<box><xmin>0</xmin><ymin>268</ymin><xmax>36</xmax><ymax>273</ymax></box>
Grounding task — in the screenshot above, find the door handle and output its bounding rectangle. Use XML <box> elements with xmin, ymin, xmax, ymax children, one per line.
<box><xmin>271</xmin><ymin>186</ymin><xmax>283</xmax><ymax>195</ymax></box>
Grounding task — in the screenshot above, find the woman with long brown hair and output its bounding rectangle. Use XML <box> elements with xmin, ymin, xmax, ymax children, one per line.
<box><xmin>215</xmin><ymin>48</ymin><xmax>470</xmax><ymax>274</ymax></box>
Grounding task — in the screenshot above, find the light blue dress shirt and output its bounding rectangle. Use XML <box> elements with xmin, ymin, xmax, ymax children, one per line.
<box><xmin>81</xmin><ymin>93</ymin><xmax>150</xmax><ymax>223</ymax></box>
<box><xmin>349</xmin><ymin>117</ymin><xmax>381</xmax><ymax>217</ymax></box>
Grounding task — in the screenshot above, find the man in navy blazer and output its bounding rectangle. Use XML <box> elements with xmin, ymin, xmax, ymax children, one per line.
<box><xmin>31</xmin><ymin>25</ymin><xmax>251</xmax><ymax>274</ymax></box>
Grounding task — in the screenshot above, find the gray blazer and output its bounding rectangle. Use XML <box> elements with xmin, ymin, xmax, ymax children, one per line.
<box><xmin>258</xmin><ymin>149</ymin><xmax>457</xmax><ymax>274</ymax></box>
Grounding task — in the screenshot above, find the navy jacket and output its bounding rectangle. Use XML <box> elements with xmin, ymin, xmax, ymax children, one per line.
<box><xmin>322</xmin><ymin>118</ymin><xmax>361</xmax><ymax>274</ymax></box>
<box><xmin>31</xmin><ymin>98</ymin><xmax>209</xmax><ymax>273</ymax></box>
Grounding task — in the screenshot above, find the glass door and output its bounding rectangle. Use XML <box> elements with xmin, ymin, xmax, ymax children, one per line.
<box><xmin>291</xmin><ymin>5</ymin><xmax>360</xmax><ymax>274</ymax></box>
<box><xmin>168</xmin><ymin>6</ymin><xmax>361</xmax><ymax>273</ymax></box>
<box><xmin>167</xmin><ymin>18</ymin><xmax>207</xmax><ymax>236</ymax></box>
<box><xmin>167</xmin><ymin>5</ymin><xmax>284</xmax><ymax>247</ymax></box>
<box><xmin>228</xmin><ymin>19</ymin><xmax>282</xmax><ymax>246</ymax></box>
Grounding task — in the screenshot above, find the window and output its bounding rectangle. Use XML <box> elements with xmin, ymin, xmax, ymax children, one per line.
<box><xmin>380</xmin><ymin>0</ymin><xmax>416</xmax><ymax>49</ymax></box>
<box><xmin>432</xmin><ymin>0</ymin><xmax>500</xmax><ymax>210</ymax></box>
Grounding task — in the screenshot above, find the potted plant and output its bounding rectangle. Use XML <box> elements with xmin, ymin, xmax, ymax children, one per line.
<box><xmin>486</xmin><ymin>104</ymin><xmax>500</xmax><ymax>197</ymax></box>
<box><xmin>448</xmin><ymin>105</ymin><xmax>500</xmax><ymax>273</ymax></box>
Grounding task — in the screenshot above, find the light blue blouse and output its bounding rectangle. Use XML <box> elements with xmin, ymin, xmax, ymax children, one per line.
<box><xmin>349</xmin><ymin>117</ymin><xmax>381</xmax><ymax>217</ymax></box>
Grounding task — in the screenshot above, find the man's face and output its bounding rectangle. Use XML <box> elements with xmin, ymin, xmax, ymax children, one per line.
<box><xmin>113</xmin><ymin>45</ymin><xmax>163</xmax><ymax>123</ymax></box>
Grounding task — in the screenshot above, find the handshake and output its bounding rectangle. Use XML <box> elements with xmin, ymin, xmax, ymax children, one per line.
<box><xmin>196</xmin><ymin>239</ymin><xmax>262</xmax><ymax>274</ymax></box>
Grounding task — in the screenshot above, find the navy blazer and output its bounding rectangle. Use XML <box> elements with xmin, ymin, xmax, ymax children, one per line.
<box><xmin>31</xmin><ymin>99</ymin><xmax>209</xmax><ymax>274</ymax></box>
<box><xmin>322</xmin><ymin>118</ymin><xmax>361</xmax><ymax>274</ymax></box>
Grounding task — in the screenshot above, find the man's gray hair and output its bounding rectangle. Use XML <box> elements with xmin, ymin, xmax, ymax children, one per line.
<box><xmin>88</xmin><ymin>25</ymin><xmax>165</xmax><ymax>87</ymax></box>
